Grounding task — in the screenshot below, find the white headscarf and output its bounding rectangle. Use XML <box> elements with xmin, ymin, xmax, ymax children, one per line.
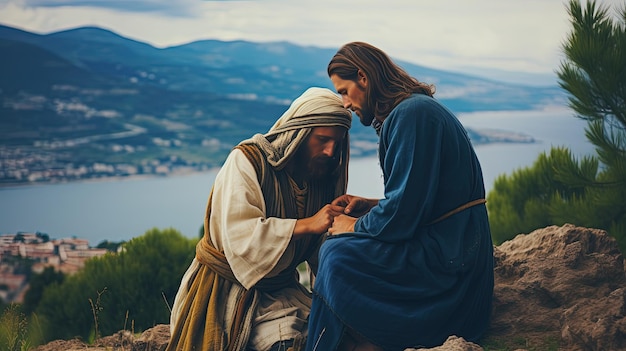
<box><xmin>240</xmin><ymin>87</ymin><xmax>352</xmax><ymax>169</ymax></box>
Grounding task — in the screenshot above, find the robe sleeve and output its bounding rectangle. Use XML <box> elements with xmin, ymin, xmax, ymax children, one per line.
<box><xmin>209</xmin><ymin>149</ymin><xmax>297</xmax><ymax>289</ymax></box>
<box><xmin>354</xmin><ymin>97</ymin><xmax>447</xmax><ymax>241</ymax></box>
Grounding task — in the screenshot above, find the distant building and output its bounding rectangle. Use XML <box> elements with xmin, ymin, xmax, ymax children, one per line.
<box><xmin>0</xmin><ymin>232</ymin><xmax>109</xmax><ymax>303</ymax></box>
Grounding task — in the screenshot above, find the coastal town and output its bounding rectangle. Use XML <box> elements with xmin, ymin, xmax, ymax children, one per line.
<box><xmin>0</xmin><ymin>232</ymin><xmax>109</xmax><ymax>304</ymax></box>
<box><xmin>0</xmin><ymin>127</ymin><xmax>535</xmax><ymax>188</ymax></box>
<box><xmin>0</xmin><ymin>143</ymin><xmax>212</xmax><ymax>187</ymax></box>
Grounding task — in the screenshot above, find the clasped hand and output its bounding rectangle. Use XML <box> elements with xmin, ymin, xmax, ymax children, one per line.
<box><xmin>297</xmin><ymin>194</ymin><xmax>377</xmax><ymax>237</ymax></box>
<box><xmin>327</xmin><ymin>194</ymin><xmax>378</xmax><ymax>236</ymax></box>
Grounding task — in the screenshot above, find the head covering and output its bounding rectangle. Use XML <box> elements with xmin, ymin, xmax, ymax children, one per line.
<box><xmin>240</xmin><ymin>87</ymin><xmax>352</xmax><ymax>169</ymax></box>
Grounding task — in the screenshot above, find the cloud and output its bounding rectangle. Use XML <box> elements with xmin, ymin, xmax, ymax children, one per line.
<box><xmin>20</xmin><ymin>0</ymin><xmax>203</xmax><ymax>16</ymax></box>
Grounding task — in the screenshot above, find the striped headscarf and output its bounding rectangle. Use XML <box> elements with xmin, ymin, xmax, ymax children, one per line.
<box><xmin>240</xmin><ymin>87</ymin><xmax>352</xmax><ymax>170</ymax></box>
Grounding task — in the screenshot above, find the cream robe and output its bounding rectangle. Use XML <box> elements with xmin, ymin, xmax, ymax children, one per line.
<box><xmin>170</xmin><ymin>148</ymin><xmax>316</xmax><ymax>351</ymax></box>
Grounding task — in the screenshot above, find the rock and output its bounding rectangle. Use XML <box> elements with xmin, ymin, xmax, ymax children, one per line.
<box><xmin>132</xmin><ymin>324</ymin><xmax>170</xmax><ymax>351</ymax></box>
<box><xmin>31</xmin><ymin>339</ymin><xmax>90</xmax><ymax>351</ymax></box>
<box><xmin>405</xmin><ymin>335</ymin><xmax>483</xmax><ymax>350</ymax></box>
<box><xmin>31</xmin><ymin>325</ymin><xmax>170</xmax><ymax>351</ymax></box>
<box><xmin>31</xmin><ymin>224</ymin><xmax>626</xmax><ymax>351</ymax></box>
<box><xmin>95</xmin><ymin>329</ymin><xmax>134</xmax><ymax>349</ymax></box>
<box><xmin>487</xmin><ymin>223</ymin><xmax>626</xmax><ymax>350</ymax></box>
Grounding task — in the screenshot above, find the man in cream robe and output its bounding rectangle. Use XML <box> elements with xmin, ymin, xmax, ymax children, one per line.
<box><xmin>167</xmin><ymin>87</ymin><xmax>352</xmax><ymax>351</ymax></box>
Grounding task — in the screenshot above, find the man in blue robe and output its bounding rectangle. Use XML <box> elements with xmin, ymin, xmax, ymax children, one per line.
<box><xmin>306</xmin><ymin>42</ymin><xmax>494</xmax><ymax>351</ymax></box>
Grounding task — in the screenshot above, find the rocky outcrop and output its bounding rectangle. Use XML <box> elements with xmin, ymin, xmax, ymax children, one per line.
<box><xmin>32</xmin><ymin>224</ymin><xmax>626</xmax><ymax>351</ymax></box>
<box><xmin>488</xmin><ymin>223</ymin><xmax>626</xmax><ymax>351</ymax></box>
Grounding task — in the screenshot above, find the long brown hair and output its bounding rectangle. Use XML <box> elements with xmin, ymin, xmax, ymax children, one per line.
<box><xmin>327</xmin><ymin>41</ymin><xmax>435</xmax><ymax>121</ymax></box>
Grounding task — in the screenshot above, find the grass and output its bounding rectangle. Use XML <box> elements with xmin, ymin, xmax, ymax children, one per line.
<box><xmin>0</xmin><ymin>287</ymin><xmax>142</xmax><ymax>350</ymax></box>
<box><xmin>0</xmin><ymin>304</ymin><xmax>41</xmax><ymax>351</ymax></box>
<box><xmin>88</xmin><ymin>287</ymin><xmax>107</xmax><ymax>343</ymax></box>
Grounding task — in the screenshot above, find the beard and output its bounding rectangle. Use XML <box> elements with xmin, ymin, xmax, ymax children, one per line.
<box><xmin>357</xmin><ymin>100</ymin><xmax>375</xmax><ymax>127</ymax></box>
<box><xmin>307</xmin><ymin>155</ymin><xmax>340</xmax><ymax>180</ymax></box>
<box><xmin>353</xmin><ymin>82</ymin><xmax>374</xmax><ymax>127</ymax></box>
<box><xmin>359</xmin><ymin>111</ymin><xmax>375</xmax><ymax>127</ymax></box>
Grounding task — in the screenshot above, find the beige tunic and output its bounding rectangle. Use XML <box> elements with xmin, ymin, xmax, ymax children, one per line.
<box><xmin>170</xmin><ymin>148</ymin><xmax>315</xmax><ymax>351</ymax></box>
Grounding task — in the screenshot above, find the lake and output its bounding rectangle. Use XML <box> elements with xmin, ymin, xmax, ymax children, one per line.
<box><xmin>0</xmin><ymin>106</ymin><xmax>594</xmax><ymax>246</ymax></box>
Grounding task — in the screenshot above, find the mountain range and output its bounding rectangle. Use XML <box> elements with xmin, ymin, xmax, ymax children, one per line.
<box><xmin>0</xmin><ymin>24</ymin><xmax>566</xmax><ymax>185</ymax></box>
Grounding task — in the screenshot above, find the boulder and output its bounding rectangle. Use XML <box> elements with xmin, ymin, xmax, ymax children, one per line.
<box><xmin>487</xmin><ymin>224</ymin><xmax>626</xmax><ymax>350</ymax></box>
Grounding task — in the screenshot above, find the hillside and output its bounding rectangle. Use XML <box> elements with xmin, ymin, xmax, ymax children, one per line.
<box><xmin>0</xmin><ymin>24</ymin><xmax>563</xmax><ymax>186</ymax></box>
<box><xmin>29</xmin><ymin>224</ymin><xmax>626</xmax><ymax>351</ymax></box>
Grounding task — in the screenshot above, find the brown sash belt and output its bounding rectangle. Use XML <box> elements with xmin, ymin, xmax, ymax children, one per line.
<box><xmin>427</xmin><ymin>198</ymin><xmax>486</xmax><ymax>225</ymax></box>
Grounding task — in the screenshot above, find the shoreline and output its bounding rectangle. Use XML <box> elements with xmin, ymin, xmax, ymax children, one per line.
<box><xmin>0</xmin><ymin>167</ymin><xmax>223</xmax><ymax>190</ymax></box>
<box><xmin>0</xmin><ymin>132</ymin><xmax>536</xmax><ymax>191</ymax></box>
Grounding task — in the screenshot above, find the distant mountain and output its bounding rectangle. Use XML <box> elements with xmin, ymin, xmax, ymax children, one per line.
<box><xmin>0</xmin><ymin>24</ymin><xmax>565</xmax><ymax>108</ymax></box>
<box><xmin>0</xmin><ymin>38</ymin><xmax>108</xmax><ymax>92</ymax></box>
<box><xmin>0</xmin><ymin>24</ymin><xmax>565</xmax><ymax>186</ymax></box>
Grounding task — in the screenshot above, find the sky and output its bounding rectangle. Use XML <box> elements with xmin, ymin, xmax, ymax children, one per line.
<box><xmin>0</xmin><ymin>0</ymin><xmax>623</xmax><ymax>85</ymax></box>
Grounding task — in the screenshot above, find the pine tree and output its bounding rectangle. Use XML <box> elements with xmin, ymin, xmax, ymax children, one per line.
<box><xmin>487</xmin><ymin>0</ymin><xmax>626</xmax><ymax>251</ymax></box>
<box><xmin>555</xmin><ymin>0</ymin><xmax>626</xmax><ymax>248</ymax></box>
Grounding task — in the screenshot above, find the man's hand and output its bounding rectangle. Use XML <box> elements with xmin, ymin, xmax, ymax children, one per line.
<box><xmin>328</xmin><ymin>214</ymin><xmax>357</xmax><ymax>235</ymax></box>
<box><xmin>294</xmin><ymin>204</ymin><xmax>346</xmax><ymax>236</ymax></box>
<box><xmin>331</xmin><ymin>194</ymin><xmax>378</xmax><ymax>217</ymax></box>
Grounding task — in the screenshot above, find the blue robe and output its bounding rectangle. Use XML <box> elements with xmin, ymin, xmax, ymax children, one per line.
<box><xmin>306</xmin><ymin>94</ymin><xmax>494</xmax><ymax>350</ymax></box>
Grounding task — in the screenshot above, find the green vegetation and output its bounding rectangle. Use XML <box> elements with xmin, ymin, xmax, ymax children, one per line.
<box><xmin>21</xmin><ymin>267</ymin><xmax>64</xmax><ymax>315</ymax></box>
<box><xmin>3</xmin><ymin>228</ymin><xmax>198</xmax><ymax>345</ymax></box>
<box><xmin>0</xmin><ymin>304</ymin><xmax>42</xmax><ymax>351</ymax></box>
<box><xmin>487</xmin><ymin>0</ymin><xmax>626</xmax><ymax>251</ymax></box>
